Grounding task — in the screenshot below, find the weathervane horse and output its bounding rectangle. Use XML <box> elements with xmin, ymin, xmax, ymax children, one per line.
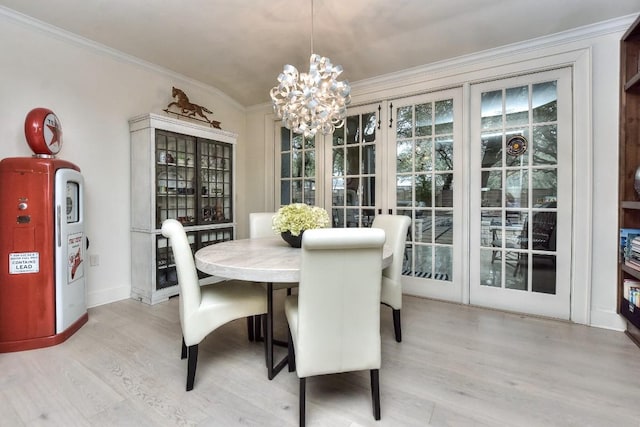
<box><xmin>166</xmin><ymin>87</ymin><xmax>220</xmax><ymax>128</ymax></box>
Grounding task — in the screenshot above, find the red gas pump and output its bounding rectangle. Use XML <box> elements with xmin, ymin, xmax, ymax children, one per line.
<box><xmin>0</xmin><ymin>108</ymin><xmax>88</xmax><ymax>352</ymax></box>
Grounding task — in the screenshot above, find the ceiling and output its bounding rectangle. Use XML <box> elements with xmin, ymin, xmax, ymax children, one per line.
<box><xmin>2</xmin><ymin>0</ymin><xmax>640</xmax><ymax>107</ymax></box>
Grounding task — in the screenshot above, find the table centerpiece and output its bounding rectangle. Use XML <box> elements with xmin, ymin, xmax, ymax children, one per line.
<box><xmin>272</xmin><ymin>203</ymin><xmax>330</xmax><ymax>248</ymax></box>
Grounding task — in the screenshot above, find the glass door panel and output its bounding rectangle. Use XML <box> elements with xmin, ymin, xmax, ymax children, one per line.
<box><xmin>278</xmin><ymin>127</ymin><xmax>317</xmax><ymax>206</ymax></box>
<box><xmin>329</xmin><ymin>106</ymin><xmax>379</xmax><ymax>228</ymax></box>
<box><xmin>388</xmin><ymin>89</ymin><xmax>463</xmax><ymax>302</ymax></box>
<box><xmin>470</xmin><ymin>68</ymin><xmax>571</xmax><ymax>320</ymax></box>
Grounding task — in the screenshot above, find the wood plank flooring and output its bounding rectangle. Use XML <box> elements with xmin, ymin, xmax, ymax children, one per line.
<box><xmin>1</xmin><ymin>294</ymin><xmax>639</xmax><ymax>426</ymax></box>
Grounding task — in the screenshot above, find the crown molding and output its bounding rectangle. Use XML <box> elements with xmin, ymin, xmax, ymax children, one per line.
<box><xmin>0</xmin><ymin>5</ymin><xmax>245</xmax><ymax>111</ymax></box>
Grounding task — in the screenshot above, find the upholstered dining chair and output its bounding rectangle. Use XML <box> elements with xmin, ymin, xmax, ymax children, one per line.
<box><xmin>161</xmin><ymin>219</ymin><xmax>267</xmax><ymax>391</ymax></box>
<box><xmin>371</xmin><ymin>214</ymin><xmax>411</xmax><ymax>342</ymax></box>
<box><xmin>249</xmin><ymin>212</ymin><xmax>299</xmax><ymax>340</ymax></box>
<box><xmin>249</xmin><ymin>212</ymin><xmax>298</xmax><ymax>295</ymax></box>
<box><xmin>284</xmin><ymin>227</ymin><xmax>386</xmax><ymax>426</ymax></box>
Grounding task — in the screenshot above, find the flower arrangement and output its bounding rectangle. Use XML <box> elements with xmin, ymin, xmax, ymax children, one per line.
<box><xmin>272</xmin><ymin>203</ymin><xmax>330</xmax><ymax>237</ymax></box>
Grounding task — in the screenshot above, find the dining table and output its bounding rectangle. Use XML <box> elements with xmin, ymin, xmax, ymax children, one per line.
<box><xmin>194</xmin><ymin>235</ymin><xmax>393</xmax><ymax>380</ymax></box>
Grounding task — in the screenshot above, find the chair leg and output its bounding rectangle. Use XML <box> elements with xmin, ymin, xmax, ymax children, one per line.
<box><xmin>255</xmin><ymin>314</ymin><xmax>263</xmax><ymax>341</ymax></box>
<box><xmin>370</xmin><ymin>369</ymin><xmax>381</xmax><ymax>420</ymax></box>
<box><xmin>299</xmin><ymin>377</ymin><xmax>306</xmax><ymax>427</ymax></box>
<box><xmin>392</xmin><ymin>309</ymin><xmax>402</xmax><ymax>343</ymax></box>
<box><xmin>186</xmin><ymin>344</ymin><xmax>198</xmax><ymax>391</ymax></box>
<box><xmin>181</xmin><ymin>336</ymin><xmax>187</xmax><ymax>359</ymax></box>
<box><xmin>262</xmin><ymin>314</ymin><xmax>268</xmax><ymax>367</ymax></box>
<box><xmin>287</xmin><ymin>325</ymin><xmax>296</xmax><ymax>372</ymax></box>
<box><xmin>247</xmin><ymin>316</ymin><xmax>255</xmax><ymax>342</ymax></box>
<box><xmin>247</xmin><ymin>316</ymin><xmax>256</xmax><ymax>342</ymax></box>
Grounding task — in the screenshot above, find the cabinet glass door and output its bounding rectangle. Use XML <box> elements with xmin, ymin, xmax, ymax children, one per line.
<box><xmin>155</xmin><ymin>130</ymin><xmax>197</xmax><ymax>228</ymax></box>
<box><xmin>198</xmin><ymin>139</ymin><xmax>233</xmax><ymax>224</ymax></box>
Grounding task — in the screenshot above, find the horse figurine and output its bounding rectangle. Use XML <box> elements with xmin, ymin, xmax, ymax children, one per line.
<box><xmin>165</xmin><ymin>87</ymin><xmax>221</xmax><ymax>128</ymax></box>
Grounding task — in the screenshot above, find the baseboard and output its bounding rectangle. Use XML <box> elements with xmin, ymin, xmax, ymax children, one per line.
<box><xmin>87</xmin><ymin>285</ymin><xmax>130</xmax><ymax>308</ymax></box>
<box><xmin>589</xmin><ymin>306</ymin><xmax>627</xmax><ymax>331</ymax></box>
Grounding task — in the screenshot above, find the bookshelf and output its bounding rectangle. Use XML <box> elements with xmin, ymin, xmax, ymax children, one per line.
<box><xmin>618</xmin><ymin>14</ymin><xmax>640</xmax><ymax>348</ymax></box>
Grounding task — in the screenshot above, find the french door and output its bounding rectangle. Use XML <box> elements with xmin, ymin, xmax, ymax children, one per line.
<box><xmin>325</xmin><ymin>104</ymin><xmax>381</xmax><ymax>227</ymax></box>
<box><xmin>386</xmin><ymin>89</ymin><xmax>464</xmax><ymax>302</ymax></box>
<box><xmin>469</xmin><ymin>68</ymin><xmax>572</xmax><ymax>319</ymax></box>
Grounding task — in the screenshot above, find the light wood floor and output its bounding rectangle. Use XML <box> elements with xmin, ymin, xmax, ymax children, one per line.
<box><xmin>1</xmin><ymin>294</ymin><xmax>639</xmax><ymax>426</ymax></box>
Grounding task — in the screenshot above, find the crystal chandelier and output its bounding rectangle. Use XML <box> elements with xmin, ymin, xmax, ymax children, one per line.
<box><xmin>270</xmin><ymin>0</ymin><xmax>351</xmax><ymax>138</ymax></box>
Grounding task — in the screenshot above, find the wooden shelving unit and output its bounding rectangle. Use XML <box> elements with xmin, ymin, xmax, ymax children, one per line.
<box><xmin>618</xmin><ymin>14</ymin><xmax>640</xmax><ymax>348</ymax></box>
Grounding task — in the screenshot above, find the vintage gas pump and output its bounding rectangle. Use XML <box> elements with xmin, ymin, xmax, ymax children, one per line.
<box><xmin>0</xmin><ymin>108</ymin><xmax>88</xmax><ymax>352</ymax></box>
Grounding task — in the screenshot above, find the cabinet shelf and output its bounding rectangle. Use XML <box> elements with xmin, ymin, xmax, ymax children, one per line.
<box><xmin>622</xmin><ymin>200</ymin><xmax>640</xmax><ymax>210</ymax></box>
<box><xmin>622</xmin><ymin>262</ymin><xmax>640</xmax><ymax>280</ymax></box>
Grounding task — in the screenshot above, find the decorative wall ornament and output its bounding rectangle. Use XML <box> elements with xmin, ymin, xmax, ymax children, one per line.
<box><xmin>506</xmin><ymin>135</ymin><xmax>528</xmax><ymax>156</ymax></box>
<box><xmin>164</xmin><ymin>87</ymin><xmax>221</xmax><ymax>129</ymax></box>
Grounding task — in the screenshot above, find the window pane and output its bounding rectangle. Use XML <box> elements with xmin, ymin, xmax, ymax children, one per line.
<box><xmin>346</xmin><ymin>177</ymin><xmax>359</xmax><ymax>206</ymax></box>
<box><xmin>333</xmin><ymin>148</ymin><xmax>344</xmax><ymax>175</ymax></box>
<box><xmin>481</xmin><ymin>90</ymin><xmax>502</xmax><ymax>130</ymax></box>
<box><xmin>532</xmin><ymin>168</ymin><xmax>557</xmax><ymax>205</ymax></box>
<box><xmin>304</xmin><ymin>150</ymin><xmax>315</xmax><ymax>177</ymax></box>
<box><xmin>362</xmin><ymin>177</ymin><xmax>375</xmax><ymax>206</ymax></box>
<box><xmin>435</xmin><ymin>174</ymin><xmax>453</xmax><ymax>207</ymax></box>
<box><xmin>292</xmin><ymin>180</ymin><xmax>302</xmax><ymax>203</ymax></box>
<box><xmin>481</xmin><ymin>132</ymin><xmax>502</xmax><ymax>168</ymax></box>
<box><xmin>415</xmin><ymin>103</ymin><xmax>432</xmax><ymax>137</ymax></box>
<box><xmin>532</xmin><ymin>124</ymin><xmax>557</xmax><ymax>165</ymax></box>
<box><xmin>281</xmin><ymin>152</ymin><xmax>290</xmax><ymax>178</ymax></box>
<box><xmin>281</xmin><ymin>127</ymin><xmax>290</xmax><ymax>151</ymax></box>
<box><xmin>434</xmin><ymin>99</ymin><xmax>453</xmax><ymax>135</ymax></box>
<box><xmin>344</xmin><ymin>146</ymin><xmax>358</xmax><ymax>175</ymax></box>
<box><xmin>415</xmin><ymin>174</ymin><xmax>432</xmax><ymax>207</ymax></box>
<box><xmin>362</xmin><ymin>112</ymin><xmax>377</xmax><ymax>142</ymax></box>
<box><xmin>396</xmin><ymin>106</ymin><xmax>413</xmax><ymax>138</ymax></box>
<box><xmin>435</xmin><ymin>245</ymin><xmax>453</xmax><ymax>280</ymax></box>
<box><xmin>481</xmin><ymin>170</ymin><xmax>502</xmax><ymax>208</ymax></box>
<box><xmin>362</xmin><ymin>145</ymin><xmax>375</xmax><ymax>174</ymax></box>
<box><xmin>505</xmin><ymin>86</ymin><xmax>529</xmax><ymax>127</ymax></box>
<box><xmin>506</xmin><ymin>169</ymin><xmax>529</xmax><ymax>209</ymax></box>
<box><xmin>415</xmin><ymin>138</ymin><xmax>432</xmax><ymax>172</ymax></box>
<box><xmin>533</xmin><ymin>81</ymin><xmax>557</xmax><ymax>123</ymax></box>
<box><xmin>397</xmin><ymin>175</ymin><xmax>413</xmax><ymax>207</ymax></box>
<box><xmin>280</xmin><ymin>180</ymin><xmax>290</xmax><ymax>205</ymax></box>
<box><xmin>397</xmin><ymin>140</ymin><xmax>412</xmax><ymax>173</ymax></box>
<box><xmin>346</xmin><ymin>115</ymin><xmax>359</xmax><ymax>144</ymax></box>
<box><xmin>292</xmin><ymin>150</ymin><xmax>302</xmax><ymax>178</ymax></box>
<box><xmin>435</xmin><ymin>137</ymin><xmax>453</xmax><ymax>171</ymax></box>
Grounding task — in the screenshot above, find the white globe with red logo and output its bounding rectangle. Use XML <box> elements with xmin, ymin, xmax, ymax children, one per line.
<box><xmin>24</xmin><ymin>107</ymin><xmax>63</xmax><ymax>155</ymax></box>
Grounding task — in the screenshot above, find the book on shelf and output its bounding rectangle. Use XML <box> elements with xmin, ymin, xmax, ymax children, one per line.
<box><xmin>624</xmin><ymin>259</ymin><xmax>640</xmax><ymax>271</ymax></box>
<box><xmin>620</xmin><ymin>228</ymin><xmax>640</xmax><ymax>258</ymax></box>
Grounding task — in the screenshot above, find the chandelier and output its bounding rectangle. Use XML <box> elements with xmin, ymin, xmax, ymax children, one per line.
<box><xmin>270</xmin><ymin>0</ymin><xmax>351</xmax><ymax>138</ymax></box>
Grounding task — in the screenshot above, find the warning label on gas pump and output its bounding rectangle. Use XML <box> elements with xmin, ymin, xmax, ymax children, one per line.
<box><xmin>9</xmin><ymin>252</ymin><xmax>40</xmax><ymax>274</ymax></box>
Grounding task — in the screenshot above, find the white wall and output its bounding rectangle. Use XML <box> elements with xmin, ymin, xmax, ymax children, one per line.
<box><xmin>246</xmin><ymin>16</ymin><xmax>635</xmax><ymax>330</ymax></box>
<box><xmin>0</xmin><ymin>9</ymin><xmax>247</xmax><ymax>307</ymax></box>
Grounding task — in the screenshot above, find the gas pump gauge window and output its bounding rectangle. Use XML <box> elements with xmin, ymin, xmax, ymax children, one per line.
<box><xmin>66</xmin><ymin>182</ymin><xmax>79</xmax><ymax>223</ymax></box>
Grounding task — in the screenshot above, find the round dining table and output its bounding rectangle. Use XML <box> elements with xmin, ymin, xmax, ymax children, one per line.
<box><xmin>195</xmin><ymin>235</ymin><xmax>393</xmax><ymax>379</ymax></box>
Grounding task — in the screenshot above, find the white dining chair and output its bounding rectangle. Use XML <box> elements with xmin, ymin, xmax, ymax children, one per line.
<box><xmin>284</xmin><ymin>227</ymin><xmax>385</xmax><ymax>426</ymax></box>
<box><xmin>249</xmin><ymin>212</ymin><xmax>299</xmax><ymax>338</ymax></box>
<box><xmin>249</xmin><ymin>212</ymin><xmax>298</xmax><ymax>296</ymax></box>
<box><xmin>371</xmin><ymin>214</ymin><xmax>411</xmax><ymax>342</ymax></box>
<box><xmin>161</xmin><ymin>219</ymin><xmax>267</xmax><ymax>391</ymax></box>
